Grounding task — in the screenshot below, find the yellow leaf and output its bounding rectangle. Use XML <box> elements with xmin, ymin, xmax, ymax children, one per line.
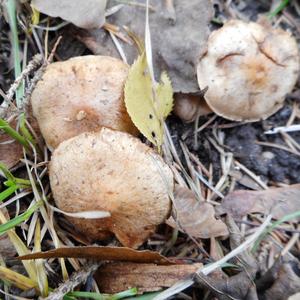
<box><xmin>156</xmin><ymin>72</ymin><xmax>173</xmax><ymax>119</ymax></box>
<box><xmin>124</xmin><ymin>54</ymin><xmax>173</xmax><ymax>148</ymax></box>
<box><xmin>124</xmin><ymin>54</ymin><xmax>163</xmax><ymax>146</ymax></box>
<box><xmin>31</xmin><ymin>5</ymin><xmax>40</xmax><ymax>25</ymax></box>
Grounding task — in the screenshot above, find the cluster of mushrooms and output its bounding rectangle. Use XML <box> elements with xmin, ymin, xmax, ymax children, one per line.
<box><xmin>31</xmin><ymin>20</ymin><xmax>299</xmax><ymax>249</ymax></box>
<box><xmin>175</xmin><ymin>20</ymin><xmax>299</xmax><ymax>122</ymax></box>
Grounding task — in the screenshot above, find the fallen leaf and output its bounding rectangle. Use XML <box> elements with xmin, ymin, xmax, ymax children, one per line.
<box><xmin>95</xmin><ymin>262</ymin><xmax>202</xmax><ymax>293</ymax></box>
<box><xmin>32</xmin><ymin>0</ymin><xmax>107</xmax><ymax>29</ymax></box>
<box><xmin>194</xmin><ymin>216</ymin><xmax>259</xmax><ymax>300</ymax></box>
<box><xmin>167</xmin><ymin>186</ymin><xmax>228</xmax><ymax>238</ymax></box>
<box><xmin>124</xmin><ymin>53</ymin><xmax>173</xmax><ymax>147</ymax></box>
<box><xmin>256</xmin><ymin>258</ymin><xmax>300</xmax><ymax>300</ymax></box>
<box><xmin>217</xmin><ymin>184</ymin><xmax>300</xmax><ymax>220</ymax></box>
<box><xmin>229</xmin><ymin>169</ymin><xmax>263</xmax><ymax>191</ymax></box>
<box><xmin>77</xmin><ymin>0</ymin><xmax>213</xmax><ymax>93</ymax></box>
<box><xmin>156</xmin><ymin>72</ymin><xmax>174</xmax><ymax>119</ymax></box>
<box><xmin>0</xmin><ymin>209</ymin><xmax>16</xmax><ymax>260</ymax></box>
<box><xmin>0</xmin><ymin>234</ymin><xmax>17</xmax><ymax>259</ymax></box>
<box><xmin>19</xmin><ymin>246</ymin><xmax>173</xmax><ymax>265</ymax></box>
<box><xmin>0</xmin><ymin>119</ymin><xmax>23</xmax><ymax>170</ymax></box>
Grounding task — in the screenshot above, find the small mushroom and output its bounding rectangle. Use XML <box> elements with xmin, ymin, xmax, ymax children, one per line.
<box><xmin>31</xmin><ymin>55</ymin><xmax>138</xmax><ymax>150</ymax></box>
<box><xmin>49</xmin><ymin>128</ymin><xmax>173</xmax><ymax>248</ymax></box>
<box><xmin>173</xmin><ymin>93</ymin><xmax>213</xmax><ymax>123</ymax></box>
<box><xmin>197</xmin><ymin>20</ymin><xmax>300</xmax><ymax>121</ymax></box>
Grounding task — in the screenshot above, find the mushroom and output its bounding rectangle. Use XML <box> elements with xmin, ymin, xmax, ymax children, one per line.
<box><xmin>31</xmin><ymin>55</ymin><xmax>138</xmax><ymax>150</ymax></box>
<box><xmin>197</xmin><ymin>20</ymin><xmax>300</xmax><ymax>121</ymax></box>
<box><xmin>49</xmin><ymin>127</ymin><xmax>173</xmax><ymax>248</ymax></box>
<box><xmin>173</xmin><ymin>93</ymin><xmax>213</xmax><ymax>123</ymax></box>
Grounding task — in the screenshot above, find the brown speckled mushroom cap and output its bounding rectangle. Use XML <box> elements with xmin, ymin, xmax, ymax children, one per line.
<box><xmin>49</xmin><ymin>128</ymin><xmax>173</xmax><ymax>248</ymax></box>
<box><xmin>31</xmin><ymin>56</ymin><xmax>138</xmax><ymax>150</ymax></box>
<box><xmin>197</xmin><ymin>20</ymin><xmax>300</xmax><ymax>121</ymax></box>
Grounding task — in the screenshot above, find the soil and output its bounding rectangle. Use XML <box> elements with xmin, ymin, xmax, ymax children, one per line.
<box><xmin>168</xmin><ymin>101</ymin><xmax>300</xmax><ymax>185</ymax></box>
<box><xmin>1</xmin><ymin>0</ymin><xmax>300</xmax><ymax>299</ymax></box>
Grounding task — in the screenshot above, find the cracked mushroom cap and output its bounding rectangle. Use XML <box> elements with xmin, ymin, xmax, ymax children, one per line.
<box><xmin>31</xmin><ymin>55</ymin><xmax>138</xmax><ymax>150</ymax></box>
<box><xmin>197</xmin><ymin>20</ymin><xmax>300</xmax><ymax>121</ymax></box>
<box><xmin>49</xmin><ymin>128</ymin><xmax>173</xmax><ymax>248</ymax></box>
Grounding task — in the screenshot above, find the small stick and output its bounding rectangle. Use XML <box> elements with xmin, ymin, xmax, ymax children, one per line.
<box><xmin>41</xmin><ymin>262</ymin><xmax>101</xmax><ymax>300</ymax></box>
<box><xmin>264</xmin><ymin>124</ymin><xmax>300</xmax><ymax>135</ymax></box>
<box><xmin>255</xmin><ymin>140</ymin><xmax>300</xmax><ymax>157</ymax></box>
<box><xmin>234</xmin><ymin>160</ymin><xmax>268</xmax><ymax>190</ymax></box>
<box><xmin>5</xmin><ymin>54</ymin><xmax>43</xmax><ymax>104</ymax></box>
<box><xmin>22</xmin><ymin>36</ymin><xmax>62</xmax><ymax>109</ymax></box>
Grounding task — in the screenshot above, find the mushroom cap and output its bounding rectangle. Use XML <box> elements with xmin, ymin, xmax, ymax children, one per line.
<box><xmin>31</xmin><ymin>55</ymin><xmax>138</xmax><ymax>150</ymax></box>
<box><xmin>173</xmin><ymin>93</ymin><xmax>213</xmax><ymax>123</ymax></box>
<box><xmin>49</xmin><ymin>128</ymin><xmax>173</xmax><ymax>248</ymax></box>
<box><xmin>197</xmin><ymin>20</ymin><xmax>300</xmax><ymax>121</ymax></box>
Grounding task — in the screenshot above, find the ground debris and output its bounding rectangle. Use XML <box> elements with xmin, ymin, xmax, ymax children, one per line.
<box><xmin>32</xmin><ymin>0</ymin><xmax>107</xmax><ymax>29</ymax></box>
<box><xmin>167</xmin><ymin>185</ymin><xmax>228</xmax><ymax>238</ymax></box>
<box><xmin>218</xmin><ymin>184</ymin><xmax>300</xmax><ymax>220</ymax></box>
<box><xmin>95</xmin><ymin>262</ymin><xmax>202</xmax><ymax>294</ymax></box>
<box><xmin>75</xmin><ymin>0</ymin><xmax>213</xmax><ymax>93</ymax></box>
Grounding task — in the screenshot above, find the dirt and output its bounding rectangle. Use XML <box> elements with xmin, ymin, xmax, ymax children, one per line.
<box><xmin>1</xmin><ymin>0</ymin><xmax>300</xmax><ymax>299</ymax></box>
<box><xmin>168</xmin><ymin>100</ymin><xmax>300</xmax><ymax>186</ymax></box>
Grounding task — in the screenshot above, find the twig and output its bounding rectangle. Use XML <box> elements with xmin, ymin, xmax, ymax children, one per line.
<box><xmin>1</xmin><ymin>54</ymin><xmax>43</xmax><ymax>113</ymax></box>
<box><xmin>281</xmin><ymin>229</ymin><xmax>299</xmax><ymax>256</ymax></box>
<box><xmin>234</xmin><ymin>160</ymin><xmax>268</xmax><ymax>190</ymax></box>
<box><xmin>255</xmin><ymin>140</ymin><xmax>300</xmax><ymax>157</ymax></box>
<box><xmin>7</xmin><ymin>54</ymin><xmax>43</xmax><ymax>102</ymax></box>
<box><xmin>264</xmin><ymin>124</ymin><xmax>300</xmax><ymax>134</ymax></box>
<box><xmin>22</xmin><ymin>36</ymin><xmax>62</xmax><ymax>109</ymax></box>
<box><xmin>41</xmin><ymin>262</ymin><xmax>100</xmax><ymax>300</ymax></box>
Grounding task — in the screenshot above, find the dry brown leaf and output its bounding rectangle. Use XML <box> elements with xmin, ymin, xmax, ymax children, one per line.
<box><xmin>256</xmin><ymin>258</ymin><xmax>300</xmax><ymax>300</ymax></box>
<box><xmin>95</xmin><ymin>262</ymin><xmax>202</xmax><ymax>293</ymax></box>
<box><xmin>32</xmin><ymin>0</ymin><xmax>107</xmax><ymax>29</ymax></box>
<box><xmin>218</xmin><ymin>184</ymin><xmax>300</xmax><ymax>220</ymax></box>
<box><xmin>18</xmin><ymin>246</ymin><xmax>173</xmax><ymax>265</ymax></box>
<box><xmin>0</xmin><ymin>234</ymin><xmax>16</xmax><ymax>259</ymax></box>
<box><xmin>167</xmin><ymin>186</ymin><xmax>228</xmax><ymax>238</ymax></box>
<box><xmin>0</xmin><ymin>119</ymin><xmax>22</xmax><ymax>169</ymax></box>
<box><xmin>0</xmin><ymin>209</ymin><xmax>16</xmax><ymax>259</ymax></box>
<box><xmin>77</xmin><ymin>0</ymin><xmax>213</xmax><ymax>93</ymax></box>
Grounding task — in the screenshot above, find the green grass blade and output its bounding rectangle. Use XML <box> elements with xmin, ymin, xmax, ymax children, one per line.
<box><xmin>268</xmin><ymin>0</ymin><xmax>289</xmax><ymax>18</ymax></box>
<box><xmin>0</xmin><ymin>118</ymin><xmax>30</xmax><ymax>150</ymax></box>
<box><xmin>0</xmin><ymin>162</ymin><xmax>15</xmax><ymax>181</ymax></box>
<box><xmin>66</xmin><ymin>288</ymin><xmax>138</xmax><ymax>300</ymax></box>
<box><xmin>19</xmin><ymin>113</ymin><xmax>36</xmax><ymax>147</ymax></box>
<box><xmin>253</xmin><ymin>210</ymin><xmax>300</xmax><ymax>251</ymax></box>
<box><xmin>0</xmin><ymin>201</ymin><xmax>42</xmax><ymax>235</ymax></box>
<box><xmin>66</xmin><ymin>292</ymin><xmax>104</xmax><ymax>300</ymax></box>
<box><xmin>126</xmin><ymin>292</ymin><xmax>161</xmax><ymax>300</ymax></box>
<box><xmin>6</xmin><ymin>0</ymin><xmax>24</xmax><ymax>107</ymax></box>
<box><xmin>0</xmin><ymin>185</ymin><xmax>19</xmax><ymax>202</ymax></box>
<box><xmin>14</xmin><ymin>177</ymin><xmax>31</xmax><ymax>186</ymax></box>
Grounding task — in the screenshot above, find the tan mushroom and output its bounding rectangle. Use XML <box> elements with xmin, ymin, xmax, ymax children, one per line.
<box><xmin>173</xmin><ymin>93</ymin><xmax>213</xmax><ymax>123</ymax></box>
<box><xmin>31</xmin><ymin>55</ymin><xmax>138</xmax><ymax>150</ymax></box>
<box><xmin>49</xmin><ymin>128</ymin><xmax>173</xmax><ymax>248</ymax></box>
<box><xmin>197</xmin><ymin>20</ymin><xmax>300</xmax><ymax>121</ymax></box>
